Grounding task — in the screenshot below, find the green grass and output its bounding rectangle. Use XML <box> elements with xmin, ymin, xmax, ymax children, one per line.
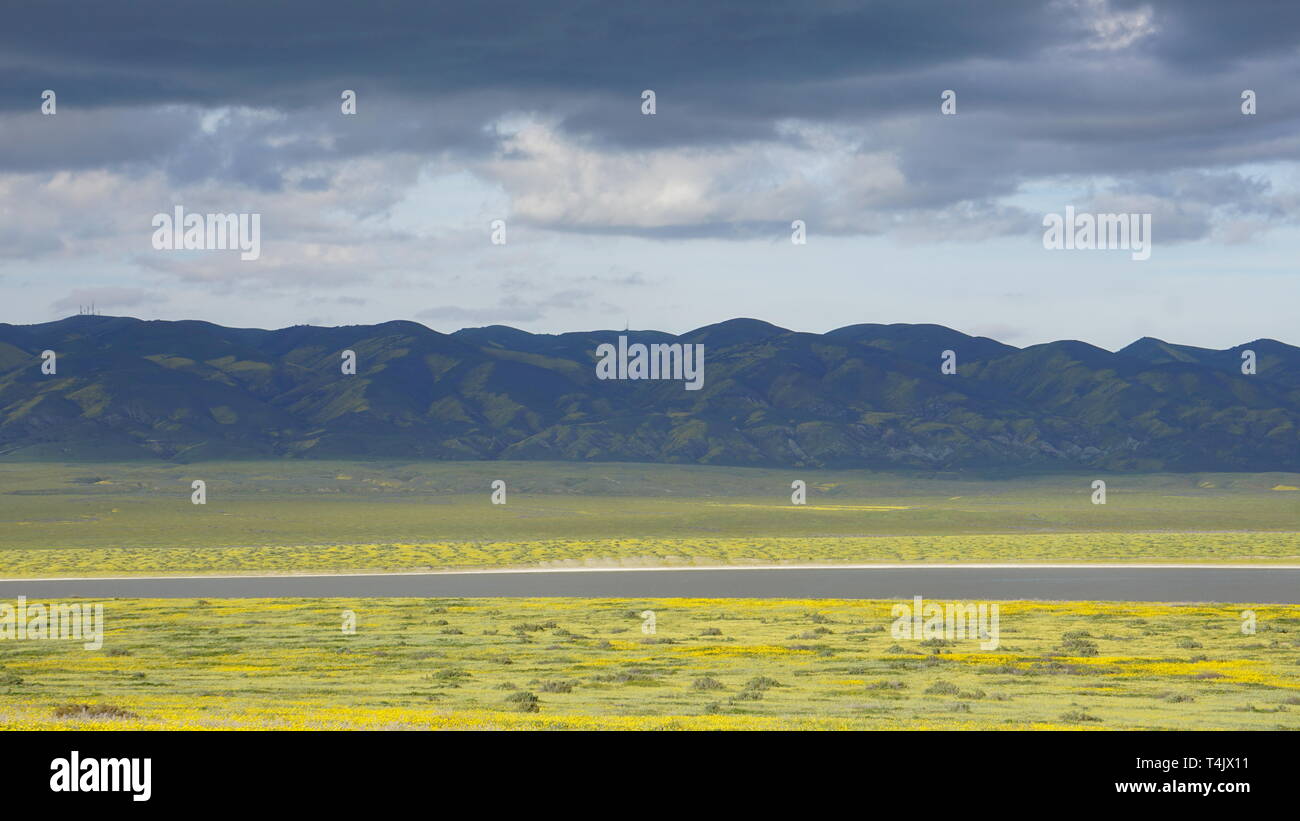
<box><xmin>0</xmin><ymin>461</ymin><xmax>1296</xmax><ymax>575</ymax></box>
<box><xmin>1</xmin><ymin>597</ymin><xmax>1296</xmax><ymax>730</ymax></box>
<box><xmin>1</xmin><ymin>533</ymin><xmax>1298</xmax><ymax>577</ymax></box>
<box><xmin>2</xmin><ymin>462</ymin><xmax>1294</xmax><ymax>731</ymax></box>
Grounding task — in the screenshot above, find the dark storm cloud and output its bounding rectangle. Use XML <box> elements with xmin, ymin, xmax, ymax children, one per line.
<box><xmin>1131</xmin><ymin>0</ymin><xmax>1300</xmax><ymax>69</ymax></box>
<box><xmin>1</xmin><ymin>1</ymin><xmax>1064</xmax><ymax>109</ymax></box>
<box><xmin>2</xmin><ymin>0</ymin><xmax>1299</xmax><ymax>239</ymax></box>
<box><xmin>0</xmin><ymin>0</ymin><xmax>1074</xmax><ymax>175</ymax></box>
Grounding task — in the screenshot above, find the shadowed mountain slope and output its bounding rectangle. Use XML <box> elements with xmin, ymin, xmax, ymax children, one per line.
<box><xmin>0</xmin><ymin>315</ymin><xmax>1295</xmax><ymax>470</ymax></box>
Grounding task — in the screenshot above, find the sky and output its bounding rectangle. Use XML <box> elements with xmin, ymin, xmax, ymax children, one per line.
<box><xmin>1</xmin><ymin>0</ymin><xmax>1298</xmax><ymax>350</ymax></box>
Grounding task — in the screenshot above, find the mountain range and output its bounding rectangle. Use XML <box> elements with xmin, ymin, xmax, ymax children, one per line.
<box><xmin>0</xmin><ymin>315</ymin><xmax>1296</xmax><ymax>471</ymax></box>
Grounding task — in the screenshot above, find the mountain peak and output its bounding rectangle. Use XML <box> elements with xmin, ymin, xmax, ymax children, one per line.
<box><xmin>682</xmin><ymin>317</ymin><xmax>790</xmax><ymax>346</ymax></box>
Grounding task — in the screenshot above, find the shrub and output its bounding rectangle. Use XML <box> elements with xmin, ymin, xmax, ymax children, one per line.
<box><xmin>866</xmin><ymin>680</ymin><xmax>906</xmax><ymax>690</ymax></box>
<box><xmin>790</xmin><ymin>630</ymin><xmax>824</xmax><ymax>640</ymax></box>
<box><xmin>433</xmin><ymin>668</ymin><xmax>468</xmax><ymax>681</ymax></box>
<box><xmin>504</xmin><ymin>691</ymin><xmax>539</xmax><ymax>712</ymax></box>
<box><xmin>52</xmin><ymin>704</ymin><xmax>139</xmax><ymax>720</ymax></box>
<box><xmin>1060</xmin><ymin>709</ymin><xmax>1101</xmax><ymax>723</ymax></box>
<box><xmin>1055</xmin><ymin>637</ymin><xmax>1099</xmax><ymax>657</ymax></box>
<box><xmin>744</xmin><ymin>676</ymin><xmax>783</xmax><ymax>691</ymax></box>
<box><xmin>590</xmin><ymin>668</ymin><xmax>659</xmax><ymax>685</ymax></box>
<box><xmin>512</xmin><ymin>621</ymin><xmax>558</xmax><ymax>633</ymax></box>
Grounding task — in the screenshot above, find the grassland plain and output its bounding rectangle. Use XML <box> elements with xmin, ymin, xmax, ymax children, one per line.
<box><xmin>0</xmin><ymin>597</ymin><xmax>1296</xmax><ymax>730</ymax></box>
<box><xmin>1</xmin><ymin>462</ymin><xmax>1298</xmax><ymax>576</ymax></box>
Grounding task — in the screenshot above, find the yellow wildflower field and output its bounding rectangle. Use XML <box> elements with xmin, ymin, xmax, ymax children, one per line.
<box><xmin>0</xmin><ymin>597</ymin><xmax>1295</xmax><ymax>730</ymax></box>
<box><xmin>2</xmin><ymin>532</ymin><xmax>1298</xmax><ymax>578</ymax></box>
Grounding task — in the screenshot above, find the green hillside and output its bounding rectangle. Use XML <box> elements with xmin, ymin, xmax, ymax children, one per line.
<box><xmin>1</xmin><ymin>315</ymin><xmax>1296</xmax><ymax>470</ymax></box>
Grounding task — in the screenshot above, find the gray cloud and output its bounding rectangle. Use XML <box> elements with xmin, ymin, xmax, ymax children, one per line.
<box><xmin>51</xmin><ymin>286</ymin><xmax>162</xmax><ymax>312</ymax></box>
<box><xmin>3</xmin><ymin>0</ymin><xmax>1300</xmax><ymax>350</ymax></box>
<box><xmin>1</xmin><ymin>0</ymin><xmax>1297</xmax><ymax>244</ymax></box>
<box><xmin>417</xmin><ymin>288</ymin><xmax>592</xmax><ymax>325</ymax></box>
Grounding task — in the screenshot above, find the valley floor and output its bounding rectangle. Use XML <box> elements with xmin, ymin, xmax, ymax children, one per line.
<box><xmin>1</xmin><ymin>463</ymin><xmax>1295</xmax><ymax>730</ymax></box>
<box><xmin>1</xmin><ymin>462</ymin><xmax>1298</xmax><ymax>576</ymax></box>
<box><xmin>1</xmin><ymin>597</ymin><xmax>1296</xmax><ymax>731</ymax></box>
